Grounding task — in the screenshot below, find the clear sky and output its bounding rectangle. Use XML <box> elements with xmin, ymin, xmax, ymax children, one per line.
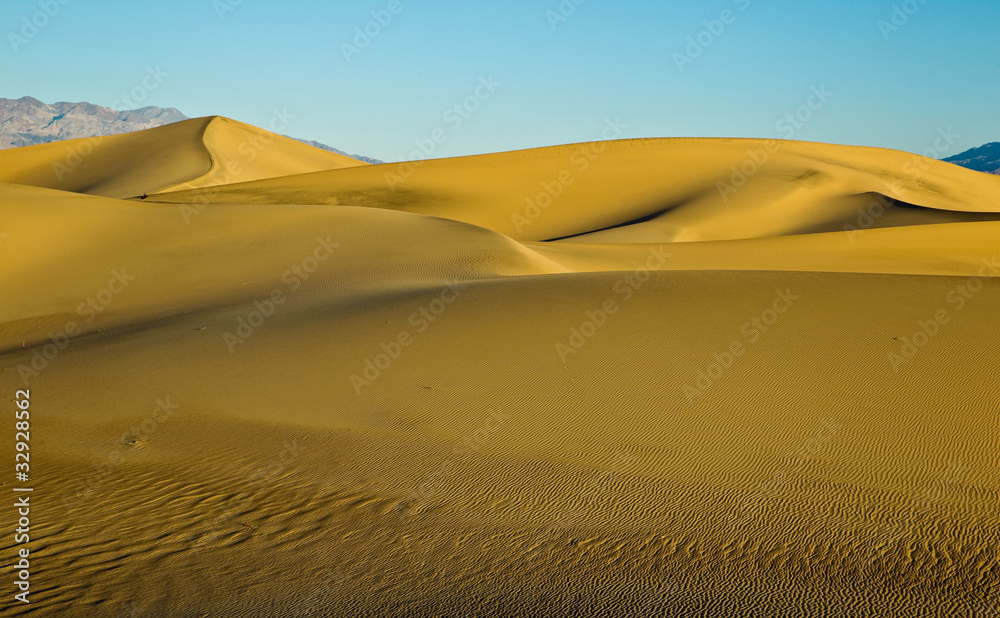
<box><xmin>2</xmin><ymin>0</ymin><xmax>997</xmax><ymax>162</ymax></box>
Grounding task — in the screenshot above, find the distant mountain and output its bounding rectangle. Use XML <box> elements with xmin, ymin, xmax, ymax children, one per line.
<box><xmin>0</xmin><ymin>96</ymin><xmax>187</xmax><ymax>148</ymax></box>
<box><xmin>942</xmin><ymin>142</ymin><xmax>1000</xmax><ymax>175</ymax></box>
<box><xmin>0</xmin><ymin>96</ymin><xmax>379</xmax><ymax>164</ymax></box>
<box><xmin>289</xmin><ymin>137</ymin><xmax>382</xmax><ymax>165</ymax></box>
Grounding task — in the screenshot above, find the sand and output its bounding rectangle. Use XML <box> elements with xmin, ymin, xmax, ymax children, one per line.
<box><xmin>1</xmin><ymin>118</ymin><xmax>998</xmax><ymax>616</ymax></box>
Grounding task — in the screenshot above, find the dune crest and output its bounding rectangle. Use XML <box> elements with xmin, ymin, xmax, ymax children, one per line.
<box><xmin>146</xmin><ymin>136</ymin><xmax>1000</xmax><ymax>243</ymax></box>
<box><xmin>0</xmin><ymin>116</ymin><xmax>365</xmax><ymax>199</ymax></box>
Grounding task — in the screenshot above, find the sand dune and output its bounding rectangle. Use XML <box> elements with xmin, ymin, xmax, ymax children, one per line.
<box><xmin>147</xmin><ymin>137</ymin><xmax>1000</xmax><ymax>242</ymax></box>
<box><xmin>0</xmin><ymin>116</ymin><xmax>364</xmax><ymax>199</ymax></box>
<box><xmin>1</xmin><ymin>121</ymin><xmax>998</xmax><ymax>616</ymax></box>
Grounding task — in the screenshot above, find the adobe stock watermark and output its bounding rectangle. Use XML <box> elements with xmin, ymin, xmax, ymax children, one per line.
<box><xmin>844</xmin><ymin>127</ymin><xmax>959</xmax><ymax>242</ymax></box>
<box><xmin>383</xmin><ymin>75</ymin><xmax>501</xmax><ymax>190</ymax></box>
<box><xmin>545</xmin><ymin>0</ymin><xmax>588</xmax><ymax>30</ymax></box>
<box><xmin>555</xmin><ymin>245</ymin><xmax>672</xmax><ymax>363</ymax></box>
<box><xmin>350</xmin><ymin>280</ymin><xmax>468</xmax><ymax>394</ymax></box>
<box><xmin>395</xmin><ymin>408</ymin><xmax>510</xmax><ymax>517</ymax></box>
<box><xmin>887</xmin><ymin>256</ymin><xmax>998</xmax><ymax>372</ymax></box>
<box><xmin>878</xmin><ymin>0</ymin><xmax>931</xmax><ymax>40</ymax></box>
<box><xmin>673</xmin><ymin>0</ymin><xmax>751</xmax><ymax>73</ymax></box>
<box><xmin>223</xmin><ymin>235</ymin><xmax>341</xmax><ymax>352</ymax></box>
<box><xmin>715</xmin><ymin>139</ymin><xmax>781</xmax><ymax>202</ymax></box>
<box><xmin>716</xmin><ymin>85</ymin><xmax>833</xmax><ymax>201</ymax></box>
<box><xmin>17</xmin><ymin>268</ymin><xmax>136</xmax><ymax>384</ymax></box>
<box><xmin>62</xmin><ymin>397</ymin><xmax>180</xmax><ymax>512</ymax></box>
<box><xmin>341</xmin><ymin>0</ymin><xmax>405</xmax><ymax>62</ymax></box>
<box><xmin>901</xmin><ymin>126</ymin><xmax>961</xmax><ymax>177</ymax></box>
<box><xmin>52</xmin><ymin>66</ymin><xmax>169</xmax><ymax>184</ymax></box>
<box><xmin>179</xmin><ymin>106</ymin><xmax>297</xmax><ymax>222</ymax></box>
<box><xmin>511</xmin><ymin>117</ymin><xmax>628</xmax><ymax>234</ymax></box>
<box><xmin>682</xmin><ymin>288</ymin><xmax>799</xmax><ymax>402</ymax></box>
<box><xmin>213</xmin><ymin>0</ymin><xmax>248</xmax><ymax>21</ymax></box>
<box><xmin>774</xmin><ymin>84</ymin><xmax>834</xmax><ymax>140</ymax></box>
<box><xmin>8</xmin><ymin>0</ymin><xmax>71</xmax><ymax>54</ymax></box>
<box><xmin>109</xmin><ymin>65</ymin><xmax>169</xmax><ymax>111</ymax></box>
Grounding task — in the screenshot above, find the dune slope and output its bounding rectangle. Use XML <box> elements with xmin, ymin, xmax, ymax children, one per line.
<box><xmin>0</xmin><ymin>116</ymin><xmax>365</xmax><ymax>199</ymax></box>
<box><xmin>146</xmin><ymin>137</ymin><xmax>1000</xmax><ymax>242</ymax></box>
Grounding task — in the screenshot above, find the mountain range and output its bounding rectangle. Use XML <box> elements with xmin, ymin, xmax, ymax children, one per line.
<box><xmin>942</xmin><ymin>142</ymin><xmax>1000</xmax><ymax>174</ymax></box>
<box><xmin>0</xmin><ymin>96</ymin><xmax>380</xmax><ymax>164</ymax></box>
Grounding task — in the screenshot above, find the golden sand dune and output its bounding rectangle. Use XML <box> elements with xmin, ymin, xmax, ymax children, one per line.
<box><xmin>1</xmin><ymin>120</ymin><xmax>998</xmax><ymax>616</ymax></box>
<box><xmin>0</xmin><ymin>116</ymin><xmax>364</xmax><ymax>199</ymax></box>
<box><xmin>147</xmin><ymin>137</ymin><xmax>1000</xmax><ymax>242</ymax></box>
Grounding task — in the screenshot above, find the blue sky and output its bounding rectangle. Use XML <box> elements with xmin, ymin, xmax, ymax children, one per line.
<box><xmin>2</xmin><ymin>0</ymin><xmax>997</xmax><ymax>162</ymax></box>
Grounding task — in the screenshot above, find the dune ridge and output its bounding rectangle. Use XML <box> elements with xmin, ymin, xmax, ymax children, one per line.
<box><xmin>146</xmin><ymin>137</ymin><xmax>1000</xmax><ymax>242</ymax></box>
<box><xmin>0</xmin><ymin>116</ymin><xmax>365</xmax><ymax>199</ymax></box>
